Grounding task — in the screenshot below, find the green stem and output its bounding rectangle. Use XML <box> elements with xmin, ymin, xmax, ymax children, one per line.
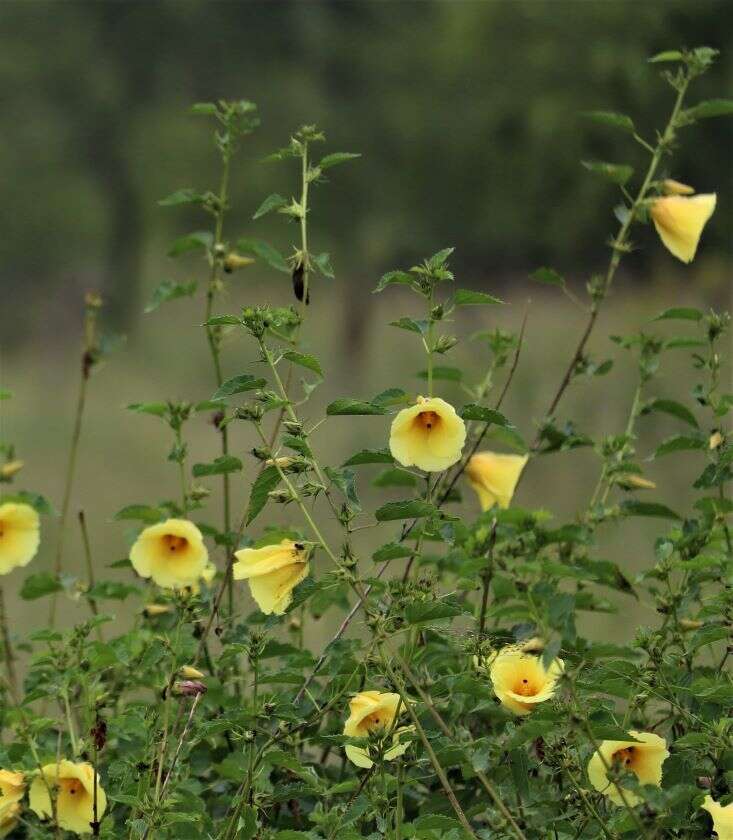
<box><xmin>0</xmin><ymin>587</ymin><xmax>16</xmax><ymax>694</ymax></box>
<box><xmin>78</xmin><ymin>511</ymin><xmax>103</xmax><ymax>642</ymax></box>
<box><xmin>299</xmin><ymin>140</ymin><xmax>310</xmax><ymax>312</ymax></box>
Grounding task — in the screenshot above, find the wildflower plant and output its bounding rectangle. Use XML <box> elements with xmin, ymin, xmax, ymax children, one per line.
<box><xmin>0</xmin><ymin>46</ymin><xmax>731</xmax><ymax>840</ymax></box>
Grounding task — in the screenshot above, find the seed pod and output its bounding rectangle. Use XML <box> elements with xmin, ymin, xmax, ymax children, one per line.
<box><xmin>173</xmin><ymin>680</ymin><xmax>207</xmax><ymax>697</ymax></box>
<box><xmin>292</xmin><ymin>262</ymin><xmax>309</xmax><ymax>304</ymax></box>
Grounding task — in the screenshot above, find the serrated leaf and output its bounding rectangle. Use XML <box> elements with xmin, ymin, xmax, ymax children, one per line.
<box><xmin>324</xmin><ymin>466</ymin><xmax>360</xmax><ymax>511</ymax></box>
<box><xmin>375</xmin><ymin>500</ymin><xmax>436</xmax><ymax>521</ymax></box>
<box><xmin>683</xmin><ymin>99</ymin><xmax>733</xmax><ymax>120</ymax></box>
<box><xmin>167</xmin><ymin>230</ymin><xmax>213</xmax><ymax>258</ymax></box>
<box><xmin>127</xmin><ymin>402</ymin><xmax>168</xmax><ymax>417</ymax></box>
<box><xmin>342</xmin><ymin>448</ymin><xmax>394</xmax><ymax>467</ymax></box>
<box><xmin>318</xmin><ymin>152</ymin><xmax>361</xmax><ymax>170</ymax></box>
<box><xmin>113</xmin><ymin>504</ymin><xmax>164</xmax><ymax>523</ymax></box>
<box><xmin>390</xmin><ymin>317</ymin><xmax>427</xmax><ymax>335</ymax></box>
<box><xmin>453</xmin><ymin>289</ymin><xmax>504</xmax><ymax>306</ymax></box>
<box><xmin>373</xmin><ymin>542</ymin><xmax>414</xmax><ymax>562</ymax></box>
<box><xmin>144</xmin><ymin>279</ymin><xmax>197</xmax><ymax>313</ymax></box>
<box><xmin>159</xmin><ymin>188</ymin><xmax>205</xmax><ymax>207</ymax></box>
<box><xmin>581</xmin><ymin>160</ymin><xmax>634</xmax><ymax>185</ymax></box>
<box><xmin>203</xmin><ymin>314</ymin><xmax>242</xmax><ymax>326</ymax></box>
<box><xmin>643</xmin><ymin>398</ymin><xmax>698</xmax><ymax>428</ymax></box>
<box><xmin>283</xmin><ymin>351</ymin><xmax>323</xmax><ymax>378</ymax></box>
<box><xmin>581</xmin><ymin>110</ymin><xmax>636</xmax><ymax>133</ymax></box>
<box><xmin>236</xmin><ymin>238</ymin><xmax>290</xmax><ymax>273</ymax></box>
<box><xmin>371</xmin><ymin>388</ymin><xmax>409</xmax><ymax>407</ymax></box>
<box><xmin>460</xmin><ymin>404</ymin><xmax>509</xmax><ymax>426</ymax></box>
<box><xmin>246</xmin><ymin>466</ymin><xmax>281</xmax><ymax>525</ymax></box>
<box><xmin>312</xmin><ymin>252</ymin><xmax>335</xmax><ymax>278</ymax></box>
<box><xmin>405</xmin><ymin>600</ymin><xmax>462</xmax><ymax>625</ymax></box>
<box><xmin>620</xmin><ymin>500</ymin><xmax>680</xmax><ymax>520</ymax></box>
<box><xmin>192</xmin><ymin>455</ymin><xmax>243</xmax><ymax>477</ymax></box>
<box><xmin>326</xmin><ymin>399</ymin><xmax>385</xmax><ymax>416</ymax></box>
<box><xmin>253</xmin><ymin>193</ymin><xmax>288</xmax><ymax>220</ymax></box>
<box><xmin>653</xmin><ymin>435</ymin><xmax>706</xmax><ymax>458</ymax></box>
<box><xmin>653</xmin><ymin>307</ymin><xmax>703</xmax><ymax>322</ymax></box>
<box><xmin>20</xmin><ymin>573</ymin><xmax>62</xmax><ymax>600</ymax></box>
<box><xmin>374</xmin><ymin>270</ymin><xmax>415</xmax><ymax>294</ymax></box>
<box><xmin>530</xmin><ymin>267</ymin><xmax>565</xmax><ymax>287</ymax></box>
<box><xmin>212</xmin><ymin>374</ymin><xmax>267</xmax><ymax>401</ymax></box>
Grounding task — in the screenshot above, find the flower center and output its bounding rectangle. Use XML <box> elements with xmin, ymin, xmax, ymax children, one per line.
<box><xmin>513</xmin><ymin>677</ymin><xmax>538</xmax><ymax>697</ymax></box>
<box><xmin>415</xmin><ymin>411</ymin><xmax>440</xmax><ymax>432</ymax></box>
<box><xmin>612</xmin><ymin>747</ymin><xmax>637</xmax><ymax>771</ymax></box>
<box><xmin>59</xmin><ymin>778</ymin><xmax>84</xmax><ymax>796</ymax></box>
<box><xmin>0</xmin><ymin>520</ymin><xmax>4</xmax><ymax>538</ymax></box>
<box><xmin>362</xmin><ymin>711</ymin><xmax>388</xmax><ymax>732</ymax></box>
<box><xmin>162</xmin><ymin>535</ymin><xmax>188</xmax><ymax>553</ymax></box>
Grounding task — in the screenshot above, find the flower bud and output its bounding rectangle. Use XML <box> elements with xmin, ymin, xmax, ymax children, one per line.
<box><xmin>179</xmin><ymin>665</ymin><xmax>205</xmax><ymax>680</ymax></box>
<box><xmin>617</xmin><ymin>474</ymin><xmax>657</xmax><ymax>490</ymax></box>
<box><xmin>709</xmin><ymin>430</ymin><xmax>724</xmax><ymax>450</ymax></box>
<box><xmin>172</xmin><ymin>680</ymin><xmax>207</xmax><ymax>697</ymax></box>
<box><xmin>0</xmin><ymin>460</ymin><xmax>24</xmax><ymax>479</ymax></box>
<box><xmin>223</xmin><ymin>252</ymin><xmax>255</xmax><ymax>273</ymax></box>
<box><xmin>679</xmin><ymin>619</ymin><xmax>703</xmax><ymax>631</ymax></box>
<box><xmin>662</xmin><ymin>179</ymin><xmax>695</xmax><ymax>196</ymax></box>
<box><xmin>144</xmin><ymin>604</ymin><xmax>172</xmax><ymax>617</ymax></box>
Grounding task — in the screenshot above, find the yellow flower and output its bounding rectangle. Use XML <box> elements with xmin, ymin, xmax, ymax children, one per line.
<box><xmin>389</xmin><ymin>396</ymin><xmax>466</xmax><ymax>473</ymax></box>
<box><xmin>702</xmin><ymin>795</ymin><xmax>733</xmax><ymax>840</ymax></box>
<box><xmin>179</xmin><ymin>665</ymin><xmax>205</xmax><ymax>679</ymax></box>
<box><xmin>650</xmin><ymin>193</ymin><xmax>716</xmax><ymax>263</ymax></box>
<box><xmin>587</xmin><ymin>731</ymin><xmax>669</xmax><ymax>806</ymax></box>
<box><xmin>130</xmin><ymin>519</ymin><xmax>208</xmax><ymax>590</ymax></box>
<box><xmin>29</xmin><ymin>760</ymin><xmax>107</xmax><ymax>835</ymax></box>
<box><xmin>233</xmin><ymin>539</ymin><xmax>309</xmax><ymax>615</ymax></box>
<box><xmin>465</xmin><ymin>452</ymin><xmax>528</xmax><ymax>510</ymax></box>
<box><xmin>0</xmin><ymin>769</ymin><xmax>24</xmax><ymax>838</ymax></box>
<box><xmin>662</xmin><ymin>178</ymin><xmax>695</xmax><ymax>196</ymax></box>
<box><xmin>343</xmin><ymin>690</ymin><xmax>410</xmax><ymax>768</ymax></box>
<box><xmin>0</xmin><ymin>502</ymin><xmax>40</xmax><ymax>575</ymax></box>
<box><xmin>488</xmin><ymin>646</ymin><xmax>564</xmax><ymax>716</ymax></box>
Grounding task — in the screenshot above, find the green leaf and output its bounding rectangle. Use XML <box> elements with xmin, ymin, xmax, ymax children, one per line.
<box><xmin>460</xmin><ymin>404</ymin><xmax>509</xmax><ymax>426</ymax></box>
<box><xmin>372</xmin><ymin>388</ymin><xmax>409</xmax><ymax>407</ymax></box>
<box><xmin>167</xmin><ymin>231</ymin><xmax>213</xmax><ymax>258</ymax></box>
<box><xmin>509</xmin><ymin>748</ymin><xmax>530</xmax><ymax>798</ymax></box>
<box><xmin>192</xmin><ymin>456</ymin><xmax>243</xmax><ymax>477</ymax></box>
<box><xmin>235</xmin><ymin>805</ymin><xmax>258</xmax><ymax>840</ymax></box>
<box><xmin>312</xmin><ymin>252</ymin><xmax>335</xmax><ymax>278</ymax></box>
<box><xmin>374</xmin><ymin>270</ymin><xmax>415</xmax><ymax>294</ymax></box>
<box><xmin>318</xmin><ymin>152</ymin><xmax>361</xmax><ymax>170</ymax></box>
<box><xmin>416</xmin><ymin>366</ymin><xmax>462</xmax><ymax>382</ymax></box>
<box><xmin>342</xmin><ymin>448</ymin><xmax>394</xmax><ymax>467</ymax></box>
<box><xmin>373</xmin><ymin>542</ymin><xmax>414</xmax><ymax>562</ymax></box>
<box><xmin>653</xmin><ymin>306</ymin><xmax>703</xmax><ymax>322</ymax></box>
<box><xmin>653</xmin><ymin>435</ymin><xmax>706</xmax><ymax>458</ymax></box>
<box><xmin>643</xmin><ymin>398</ymin><xmax>698</xmax><ymax>428</ymax></box>
<box><xmin>144</xmin><ymin>279</ymin><xmax>197</xmax><ymax>313</ymax></box>
<box><xmin>283</xmin><ymin>351</ymin><xmax>323</xmax><ymax>378</ymax></box>
<box><xmin>113</xmin><ymin>504</ymin><xmax>164</xmax><ymax>523</ymax></box>
<box><xmin>246</xmin><ymin>466</ymin><xmax>281</xmax><ymax>525</ymax></box>
<box><xmin>405</xmin><ymin>600</ymin><xmax>463</xmax><ymax>625</ymax></box>
<box><xmin>581</xmin><ymin>110</ymin><xmax>635</xmax><ymax>133</ymax></box>
<box><xmin>390</xmin><ymin>317</ymin><xmax>428</xmax><ymax>335</ymax></box>
<box><xmin>683</xmin><ymin>99</ymin><xmax>733</xmax><ymax>120</ymax></box>
<box><xmin>212</xmin><ymin>374</ymin><xmax>267</xmax><ymax>401</ymax></box>
<box><xmin>648</xmin><ymin>50</ymin><xmax>684</xmax><ymax>63</ymax></box>
<box><xmin>325</xmin><ymin>467</ymin><xmax>360</xmax><ymax>511</ymax></box>
<box><xmin>127</xmin><ymin>402</ymin><xmax>168</xmax><ymax>417</ymax></box>
<box><xmin>158</xmin><ymin>188</ymin><xmax>205</xmax><ymax>207</ymax></box>
<box><xmin>530</xmin><ymin>267</ymin><xmax>565</xmax><ymax>287</ymax></box>
<box><xmin>453</xmin><ymin>289</ymin><xmax>504</xmax><ymax>306</ymax></box>
<box><xmin>0</xmin><ymin>389</ymin><xmax>11</xmax><ymax>400</ymax></box>
<box><xmin>581</xmin><ymin>160</ymin><xmax>634</xmax><ymax>185</ymax></box>
<box><xmin>326</xmin><ymin>399</ymin><xmax>386</xmax><ymax>416</ymax></box>
<box><xmin>375</xmin><ymin>500</ymin><xmax>436</xmax><ymax>521</ymax></box>
<box><xmin>4</xmin><ymin>492</ymin><xmax>54</xmax><ymax>515</ymax></box>
<box><xmin>20</xmin><ymin>573</ymin><xmax>62</xmax><ymax>600</ymax></box>
<box><xmin>372</xmin><ymin>468</ymin><xmax>417</xmax><ymax>488</ymax></box>
<box><xmin>87</xmin><ymin>581</ymin><xmax>140</xmax><ymax>601</ymax></box>
<box><xmin>203</xmin><ymin>314</ymin><xmax>242</xmax><ymax>326</ymax></box>
<box><xmin>236</xmin><ymin>238</ymin><xmax>290</xmax><ymax>274</ymax></box>
<box><xmin>190</xmin><ymin>102</ymin><xmax>218</xmax><ymax>116</ymax></box>
<box><xmin>620</xmin><ymin>500</ymin><xmax>681</xmax><ymax>520</ymax></box>
<box><xmin>253</xmin><ymin>193</ymin><xmax>287</xmax><ymax>220</ymax></box>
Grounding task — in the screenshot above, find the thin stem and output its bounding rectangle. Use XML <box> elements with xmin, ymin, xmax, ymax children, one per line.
<box><xmin>478</xmin><ymin>519</ymin><xmax>498</xmax><ymax>636</ymax></box>
<box><xmin>63</xmin><ymin>689</ymin><xmax>79</xmax><ymax>755</ymax></box>
<box><xmin>0</xmin><ymin>587</ymin><xmax>16</xmax><ymax>694</ymax></box>
<box><xmin>78</xmin><ymin>511</ymin><xmax>103</xmax><ymax>641</ymax></box>
<box><xmin>426</xmin><ymin>285</ymin><xmax>435</xmax><ymax>397</ymax></box>
<box><xmin>299</xmin><ymin>140</ymin><xmax>310</xmax><ymax>311</ymax></box>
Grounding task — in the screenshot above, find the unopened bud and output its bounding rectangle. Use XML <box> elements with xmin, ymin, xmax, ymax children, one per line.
<box><xmin>189</xmin><ymin>484</ymin><xmax>211</xmax><ymax>501</ymax></box>
<box><xmin>224</xmin><ymin>252</ymin><xmax>255</xmax><ymax>273</ymax></box>
<box><xmin>84</xmin><ymin>291</ymin><xmax>103</xmax><ymax>309</ymax></box>
<box><xmin>679</xmin><ymin>619</ymin><xmax>703</xmax><ymax>631</ymax></box>
<box><xmin>0</xmin><ymin>460</ymin><xmax>24</xmax><ymax>479</ymax></box>
<box><xmin>618</xmin><ymin>474</ymin><xmax>657</xmax><ymax>490</ymax></box>
<box><xmin>144</xmin><ymin>604</ymin><xmax>172</xmax><ymax>617</ymax></box>
<box><xmin>709</xmin><ymin>431</ymin><xmax>724</xmax><ymax>450</ymax></box>
<box><xmin>179</xmin><ymin>665</ymin><xmax>205</xmax><ymax>680</ymax></box>
<box><xmin>662</xmin><ymin>179</ymin><xmax>695</xmax><ymax>196</ymax></box>
<box><xmin>265</xmin><ymin>456</ymin><xmax>295</xmax><ymax>469</ymax></box>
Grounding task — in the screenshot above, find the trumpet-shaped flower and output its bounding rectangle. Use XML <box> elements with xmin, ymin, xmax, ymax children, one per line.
<box><xmin>233</xmin><ymin>539</ymin><xmax>309</xmax><ymax>615</ymax></box>
<box><xmin>0</xmin><ymin>769</ymin><xmax>25</xmax><ymax>837</ymax></box>
<box><xmin>130</xmin><ymin>519</ymin><xmax>209</xmax><ymax>590</ymax></box>
<box><xmin>29</xmin><ymin>760</ymin><xmax>107</xmax><ymax>835</ymax></box>
<box><xmin>389</xmin><ymin>396</ymin><xmax>466</xmax><ymax>472</ymax></box>
<box><xmin>702</xmin><ymin>795</ymin><xmax>733</xmax><ymax>840</ymax></box>
<box><xmin>466</xmin><ymin>451</ymin><xmax>528</xmax><ymax>510</ymax></box>
<box><xmin>651</xmin><ymin>193</ymin><xmax>716</xmax><ymax>263</ymax></box>
<box><xmin>587</xmin><ymin>731</ymin><xmax>668</xmax><ymax>806</ymax></box>
<box><xmin>488</xmin><ymin>646</ymin><xmax>564</xmax><ymax>716</ymax></box>
<box><xmin>343</xmin><ymin>690</ymin><xmax>410</xmax><ymax>768</ymax></box>
<box><xmin>0</xmin><ymin>502</ymin><xmax>40</xmax><ymax>575</ymax></box>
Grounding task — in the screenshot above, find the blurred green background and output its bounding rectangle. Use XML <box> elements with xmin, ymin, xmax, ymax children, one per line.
<box><xmin>0</xmin><ymin>0</ymin><xmax>731</xmax><ymax>643</ymax></box>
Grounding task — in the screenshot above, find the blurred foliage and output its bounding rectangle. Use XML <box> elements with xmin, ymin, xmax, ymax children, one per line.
<box><xmin>1</xmin><ymin>0</ymin><xmax>731</xmax><ymax>343</ymax></box>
